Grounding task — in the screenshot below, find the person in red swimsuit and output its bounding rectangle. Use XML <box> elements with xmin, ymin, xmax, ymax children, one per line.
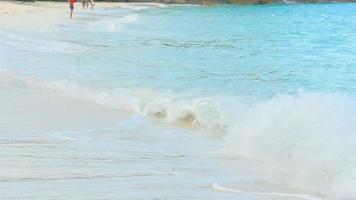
<box><xmin>69</xmin><ymin>0</ymin><xmax>75</xmax><ymax>19</ymax></box>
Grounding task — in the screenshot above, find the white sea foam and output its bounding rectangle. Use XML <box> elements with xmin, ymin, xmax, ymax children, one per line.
<box><xmin>223</xmin><ymin>92</ymin><xmax>356</xmax><ymax>199</ymax></box>
<box><xmin>212</xmin><ymin>183</ymin><xmax>323</xmax><ymax>200</ymax></box>
<box><xmin>87</xmin><ymin>14</ymin><xmax>139</xmax><ymax>32</ymax></box>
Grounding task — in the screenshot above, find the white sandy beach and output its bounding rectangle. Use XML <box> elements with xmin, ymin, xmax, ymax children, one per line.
<box><xmin>0</xmin><ymin>1</ymin><xmax>164</xmax><ymax>28</ymax></box>
<box><xmin>0</xmin><ymin>1</ymin><xmax>65</xmax><ymax>28</ymax></box>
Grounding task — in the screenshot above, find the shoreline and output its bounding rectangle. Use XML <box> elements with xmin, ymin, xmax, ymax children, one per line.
<box><xmin>6</xmin><ymin>0</ymin><xmax>356</xmax><ymax>6</ymax></box>
<box><xmin>0</xmin><ymin>1</ymin><xmax>166</xmax><ymax>28</ymax></box>
<box><xmin>0</xmin><ymin>0</ymin><xmax>355</xmax><ymax>23</ymax></box>
<box><xmin>0</xmin><ymin>71</ymin><xmax>127</xmax><ymax>132</ymax></box>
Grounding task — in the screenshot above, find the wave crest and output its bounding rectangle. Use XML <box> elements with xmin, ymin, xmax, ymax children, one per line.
<box><xmin>3</xmin><ymin>72</ymin><xmax>224</xmax><ymax>129</ymax></box>
<box><xmin>2</xmin><ymin>70</ymin><xmax>356</xmax><ymax>198</ymax></box>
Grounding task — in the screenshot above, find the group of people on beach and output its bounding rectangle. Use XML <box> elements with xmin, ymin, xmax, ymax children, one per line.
<box><xmin>69</xmin><ymin>0</ymin><xmax>95</xmax><ymax>19</ymax></box>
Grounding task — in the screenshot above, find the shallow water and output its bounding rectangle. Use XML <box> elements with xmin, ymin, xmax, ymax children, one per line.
<box><xmin>1</xmin><ymin>3</ymin><xmax>356</xmax><ymax>199</ymax></box>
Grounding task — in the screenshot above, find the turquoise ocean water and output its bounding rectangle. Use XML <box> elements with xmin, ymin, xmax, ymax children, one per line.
<box><xmin>1</xmin><ymin>3</ymin><xmax>356</xmax><ymax>199</ymax></box>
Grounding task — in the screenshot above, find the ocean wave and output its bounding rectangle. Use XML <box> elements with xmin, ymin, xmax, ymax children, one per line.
<box><xmin>43</xmin><ymin>81</ymin><xmax>356</xmax><ymax>199</ymax></box>
<box><xmin>222</xmin><ymin>92</ymin><xmax>356</xmax><ymax>199</ymax></box>
<box><xmin>1</xmin><ymin>71</ymin><xmax>224</xmax><ymax>129</ymax></box>
<box><xmin>1</xmin><ymin>70</ymin><xmax>356</xmax><ymax>198</ymax></box>
<box><xmin>47</xmin><ymin>81</ymin><xmax>224</xmax><ymax>129</ymax></box>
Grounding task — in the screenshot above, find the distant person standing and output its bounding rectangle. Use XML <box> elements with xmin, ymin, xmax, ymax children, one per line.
<box><xmin>89</xmin><ymin>0</ymin><xmax>95</xmax><ymax>9</ymax></box>
<box><xmin>69</xmin><ymin>0</ymin><xmax>75</xmax><ymax>19</ymax></box>
<box><xmin>82</xmin><ymin>0</ymin><xmax>95</xmax><ymax>10</ymax></box>
<box><xmin>81</xmin><ymin>0</ymin><xmax>86</xmax><ymax>9</ymax></box>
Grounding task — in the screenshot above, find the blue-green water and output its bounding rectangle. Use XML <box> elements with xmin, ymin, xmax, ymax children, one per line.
<box><xmin>2</xmin><ymin>4</ymin><xmax>356</xmax><ymax>97</ymax></box>
<box><xmin>1</xmin><ymin>3</ymin><xmax>356</xmax><ymax>199</ymax></box>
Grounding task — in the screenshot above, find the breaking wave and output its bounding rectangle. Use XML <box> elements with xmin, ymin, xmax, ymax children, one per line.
<box><xmin>0</xmin><ymin>69</ymin><xmax>224</xmax><ymax>129</ymax></box>
<box><xmin>222</xmin><ymin>92</ymin><xmax>356</xmax><ymax>199</ymax></box>
<box><xmin>2</xmin><ymin>69</ymin><xmax>356</xmax><ymax>199</ymax></box>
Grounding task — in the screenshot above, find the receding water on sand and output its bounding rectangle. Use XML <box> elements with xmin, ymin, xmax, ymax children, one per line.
<box><xmin>1</xmin><ymin>3</ymin><xmax>356</xmax><ymax>199</ymax></box>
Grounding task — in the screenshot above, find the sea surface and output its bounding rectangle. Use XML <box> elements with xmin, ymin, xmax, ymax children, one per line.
<box><xmin>1</xmin><ymin>3</ymin><xmax>356</xmax><ymax>200</ymax></box>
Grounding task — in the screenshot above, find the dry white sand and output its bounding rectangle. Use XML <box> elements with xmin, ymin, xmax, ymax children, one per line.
<box><xmin>0</xmin><ymin>1</ymin><xmax>66</xmax><ymax>28</ymax></box>
<box><xmin>0</xmin><ymin>1</ymin><xmax>165</xmax><ymax>28</ymax></box>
